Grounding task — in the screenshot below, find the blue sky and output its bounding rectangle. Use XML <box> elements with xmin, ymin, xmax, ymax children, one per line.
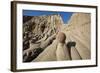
<box><xmin>23</xmin><ymin>10</ymin><xmax>73</xmax><ymax>24</ymax></box>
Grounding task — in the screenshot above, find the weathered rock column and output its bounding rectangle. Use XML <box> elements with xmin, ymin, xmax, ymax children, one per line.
<box><xmin>56</xmin><ymin>32</ymin><xmax>71</xmax><ymax>60</ymax></box>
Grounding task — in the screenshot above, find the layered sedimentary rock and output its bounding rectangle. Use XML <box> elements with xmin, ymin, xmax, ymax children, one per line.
<box><xmin>23</xmin><ymin>14</ymin><xmax>63</xmax><ymax>62</ymax></box>
<box><xmin>63</xmin><ymin>13</ymin><xmax>91</xmax><ymax>59</ymax></box>
<box><xmin>23</xmin><ymin>14</ymin><xmax>63</xmax><ymax>37</ymax></box>
<box><xmin>23</xmin><ymin>13</ymin><xmax>91</xmax><ymax>62</ymax></box>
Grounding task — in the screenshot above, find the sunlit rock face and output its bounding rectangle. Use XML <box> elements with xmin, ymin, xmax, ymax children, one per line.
<box><xmin>23</xmin><ymin>14</ymin><xmax>63</xmax><ymax>38</ymax></box>
<box><xmin>23</xmin><ymin>13</ymin><xmax>91</xmax><ymax>62</ymax></box>
<box><xmin>63</xmin><ymin>13</ymin><xmax>91</xmax><ymax>59</ymax></box>
<box><xmin>23</xmin><ymin>14</ymin><xmax>63</xmax><ymax>62</ymax></box>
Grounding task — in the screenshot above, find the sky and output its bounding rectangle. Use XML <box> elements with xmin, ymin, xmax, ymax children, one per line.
<box><xmin>23</xmin><ymin>10</ymin><xmax>73</xmax><ymax>24</ymax></box>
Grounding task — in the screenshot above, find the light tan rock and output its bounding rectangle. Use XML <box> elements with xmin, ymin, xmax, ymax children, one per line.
<box><xmin>56</xmin><ymin>43</ymin><xmax>71</xmax><ymax>60</ymax></box>
<box><xmin>63</xmin><ymin>13</ymin><xmax>91</xmax><ymax>59</ymax></box>
<box><xmin>71</xmin><ymin>47</ymin><xmax>81</xmax><ymax>60</ymax></box>
<box><xmin>56</xmin><ymin>32</ymin><xmax>71</xmax><ymax>60</ymax></box>
<box><xmin>33</xmin><ymin>40</ymin><xmax>58</xmax><ymax>62</ymax></box>
<box><xmin>56</xmin><ymin>32</ymin><xmax>66</xmax><ymax>43</ymax></box>
<box><xmin>24</xmin><ymin>12</ymin><xmax>91</xmax><ymax>62</ymax></box>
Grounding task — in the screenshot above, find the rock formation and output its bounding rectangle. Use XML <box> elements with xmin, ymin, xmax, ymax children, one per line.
<box><xmin>63</xmin><ymin>13</ymin><xmax>91</xmax><ymax>59</ymax></box>
<box><xmin>56</xmin><ymin>32</ymin><xmax>71</xmax><ymax>60</ymax></box>
<box><xmin>23</xmin><ymin>12</ymin><xmax>91</xmax><ymax>62</ymax></box>
<box><xmin>23</xmin><ymin>14</ymin><xmax>63</xmax><ymax>62</ymax></box>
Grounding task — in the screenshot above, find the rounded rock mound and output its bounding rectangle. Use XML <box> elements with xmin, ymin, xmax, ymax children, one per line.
<box><xmin>56</xmin><ymin>32</ymin><xmax>66</xmax><ymax>43</ymax></box>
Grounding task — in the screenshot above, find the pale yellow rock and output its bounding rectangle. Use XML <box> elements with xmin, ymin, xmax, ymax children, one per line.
<box><xmin>69</xmin><ymin>34</ymin><xmax>91</xmax><ymax>59</ymax></box>
<box><xmin>56</xmin><ymin>43</ymin><xmax>71</xmax><ymax>60</ymax></box>
<box><xmin>33</xmin><ymin>40</ymin><xmax>58</xmax><ymax>62</ymax></box>
<box><xmin>63</xmin><ymin>13</ymin><xmax>91</xmax><ymax>59</ymax></box>
<box><xmin>56</xmin><ymin>32</ymin><xmax>71</xmax><ymax>60</ymax></box>
<box><xmin>24</xmin><ymin>12</ymin><xmax>91</xmax><ymax>62</ymax></box>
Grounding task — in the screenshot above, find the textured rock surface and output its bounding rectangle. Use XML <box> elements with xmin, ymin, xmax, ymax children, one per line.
<box><xmin>23</xmin><ymin>13</ymin><xmax>91</xmax><ymax>62</ymax></box>
<box><xmin>23</xmin><ymin>14</ymin><xmax>63</xmax><ymax>37</ymax></box>
<box><xmin>23</xmin><ymin>14</ymin><xmax>63</xmax><ymax>62</ymax></box>
<box><xmin>63</xmin><ymin>13</ymin><xmax>91</xmax><ymax>59</ymax></box>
